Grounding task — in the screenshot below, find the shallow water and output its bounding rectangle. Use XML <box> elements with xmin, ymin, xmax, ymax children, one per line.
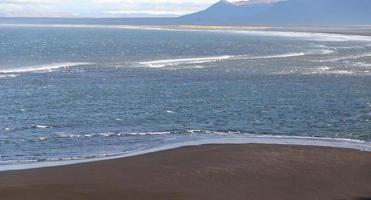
<box><xmin>0</xmin><ymin>26</ymin><xmax>371</xmax><ymax>167</ymax></box>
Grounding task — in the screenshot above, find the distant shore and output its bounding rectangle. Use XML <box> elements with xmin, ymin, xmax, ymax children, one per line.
<box><xmin>2</xmin><ymin>23</ymin><xmax>371</xmax><ymax>36</ymax></box>
<box><xmin>0</xmin><ymin>144</ymin><xmax>370</xmax><ymax>200</ymax></box>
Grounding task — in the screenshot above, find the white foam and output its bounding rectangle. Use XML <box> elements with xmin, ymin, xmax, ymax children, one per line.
<box><xmin>350</xmin><ymin>61</ymin><xmax>371</xmax><ymax>67</ymax></box>
<box><xmin>38</xmin><ymin>137</ymin><xmax>48</xmax><ymax>141</ymax></box>
<box><xmin>307</xmin><ymin>67</ymin><xmax>358</xmax><ymax>75</ymax></box>
<box><xmin>317</xmin><ymin>66</ymin><xmax>332</xmax><ymax>71</ymax></box>
<box><xmin>315</xmin><ymin>49</ymin><xmax>336</xmax><ymax>55</ymax></box>
<box><xmin>0</xmin><ymin>62</ymin><xmax>93</xmax><ymax>74</ymax></box>
<box><xmin>325</xmin><ymin>53</ymin><xmax>371</xmax><ymax>62</ymax></box>
<box><xmin>123</xmin><ymin>132</ymin><xmax>170</xmax><ymax>136</ymax></box>
<box><xmin>248</xmin><ymin>49</ymin><xmax>334</xmax><ymax>59</ymax></box>
<box><xmin>34</xmin><ymin>125</ymin><xmax>49</xmax><ymax>129</ymax></box>
<box><xmin>227</xmin><ymin>30</ymin><xmax>371</xmax><ymax>42</ymax></box>
<box><xmin>139</xmin><ymin>50</ymin><xmax>333</xmax><ymax>68</ymax></box>
<box><xmin>57</xmin><ymin>131</ymin><xmax>171</xmax><ymax>139</ymax></box>
<box><xmin>249</xmin><ymin>52</ymin><xmax>306</xmax><ymax>59</ymax></box>
<box><xmin>0</xmin><ymin>74</ymin><xmax>17</xmax><ymax>78</ymax></box>
<box><xmin>0</xmin><ymin>160</ymin><xmax>38</xmax><ymax>165</ymax></box>
<box><xmin>139</xmin><ymin>55</ymin><xmax>234</xmax><ymax>68</ymax></box>
<box><xmin>334</xmin><ymin>46</ymin><xmax>366</xmax><ymax>50</ymax></box>
<box><xmin>323</xmin><ymin>70</ymin><xmax>355</xmax><ymax>75</ymax></box>
<box><xmin>29</xmin><ymin>125</ymin><xmax>51</xmax><ymax>129</ymax></box>
<box><xmin>190</xmin><ymin>65</ymin><xmax>207</xmax><ymax>69</ymax></box>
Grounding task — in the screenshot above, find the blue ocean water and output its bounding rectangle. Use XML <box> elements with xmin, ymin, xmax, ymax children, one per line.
<box><xmin>0</xmin><ymin>25</ymin><xmax>371</xmax><ymax>166</ymax></box>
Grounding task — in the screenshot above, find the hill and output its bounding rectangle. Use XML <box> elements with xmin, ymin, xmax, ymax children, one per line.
<box><xmin>180</xmin><ymin>0</ymin><xmax>371</xmax><ymax>25</ymax></box>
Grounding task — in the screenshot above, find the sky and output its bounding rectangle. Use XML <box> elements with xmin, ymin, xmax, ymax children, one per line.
<box><xmin>0</xmin><ymin>0</ymin><xmax>221</xmax><ymax>18</ymax></box>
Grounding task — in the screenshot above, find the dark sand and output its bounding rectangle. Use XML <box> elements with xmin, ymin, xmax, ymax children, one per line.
<box><xmin>0</xmin><ymin>144</ymin><xmax>371</xmax><ymax>200</ymax></box>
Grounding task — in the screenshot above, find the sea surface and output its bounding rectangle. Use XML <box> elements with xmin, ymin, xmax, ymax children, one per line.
<box><xmin>0</xmin><ymin>25</ymin><xmax>371</xmax><ymax>168</ymax></box>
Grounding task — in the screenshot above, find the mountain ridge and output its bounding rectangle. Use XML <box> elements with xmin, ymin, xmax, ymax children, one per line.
<box><xmin>180</xmin><ymin>0</ymin><xmax>371</xmax><ymax>25</ymax></box>
<box><xmin>1</xmin><ymin>0</ymin><xmax>371</xmax><ymax>25</ymax></box>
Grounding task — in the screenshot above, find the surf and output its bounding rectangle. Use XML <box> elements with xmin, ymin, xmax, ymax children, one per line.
<box><xmin>0</xmin><ymin>133</ymin><xmax>370</xmax><ymax>172</ymax></box>
<box><xmin>0</xmin><ymin>62</ymin><xmax>93</xmax><ymax>74</ymax></box>
<box><xmin>139</xmin><ymin>55</ymin><xmax>234</xmax><ymax>68</ymax></box>
<box><xmin>139</xmin><ymin>50</ymin><xmax>334</xmax><ymax>68</ymax></box>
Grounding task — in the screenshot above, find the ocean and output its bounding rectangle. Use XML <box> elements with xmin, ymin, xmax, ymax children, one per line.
<box><xmin>0</xmin><ymin>25</ymin><xmax>371</xmax><ymax>169</ymax></box>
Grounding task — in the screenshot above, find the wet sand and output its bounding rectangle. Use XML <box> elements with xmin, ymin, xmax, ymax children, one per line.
<box><xmin>0</xmin><ymin>144</ymin><xmax>371</xmax><ymax>200</ymax></box>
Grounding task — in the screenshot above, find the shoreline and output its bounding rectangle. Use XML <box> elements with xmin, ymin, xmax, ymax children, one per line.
<box><xmin>1</xmin><ymin>24</ymin><xmax>371</xmax><ymax>173</ymax></box>
<box><xmin>1</xmin><ymin>143</ymin><xmax>371</xmax><ymax>200</ymax></box>
<box><xmin>2</xmin><ymin>23</ymin><xmax>371</xmax><ymax>37</ymax></box>
<box><xmin>1</xmin><ymin>135</ymin><xmax>370</xmax><ymax>172</ymax></box>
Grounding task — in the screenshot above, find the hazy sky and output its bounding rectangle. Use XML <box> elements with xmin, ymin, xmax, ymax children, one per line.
<box><xmin>0</xmin><ymin>0</ymin><xmax>221</xmax><ymax>17</ymax></box>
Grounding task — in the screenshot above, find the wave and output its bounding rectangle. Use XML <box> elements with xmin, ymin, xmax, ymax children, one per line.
<box><xmin>302</xmin><ymin>65</ymin><xmax>371</xmax><ymax>76</ymax></box>
<box><xmin>350</xmin><ymin>62</ymin><xmax>371</xmax><ymax>68</ymax></box>
<box><xmin>1</xmin><ymin>132</ymin><xmax>370</xmax><ymax>172</ymax></box>
<box><xmin>311</xmin><ymin>69</ymin><xmax>356</xmax><ymax>75</ymax></box>
<box><xmin>0</xmin><ymin>62</ymin><xmax>93</xmax><ymax>74</ymax></box>
<box><xmin>139</xmin><ymin>55</ymin><xmax>234</xmax><ymax>68</ymax></box>
<box><xmin>312</xmin><ymin>49</ymin><xmax>335</xmax><ymax>55</ymax></box>
<box><xmin>55</xmin><ymin>130</ymin><xmax>240</xmax><ymax>139</ymax></box>
<box><xmin>0</xmin><ymin>160</ymin><xmax>39</xmax><ymax>165</ymax></box>
<box><xmin>0</xmin><ymin>74</ymin><xmax>17</xmax><ymax>78</ymax></box>
<box><xmin>227</xmin><ymin>30</ymin><xmax>371</xmax><ymax>42</ymax></box>
<box><xmin>139</xmin><ymin>50</ymin><xmax>333</xmax><ymax>68</ymax></box>
<box><xmin>249</xmin><ymin>52</ymin><xmax>306</xmax><ymax>59</ymax></box>
<box><xmin>56</xmin><ymin>131</ymin><xmax>171</xmax><ymax>139</ymax></box>
<box><xmin>32</xmin><ymin>125</ymin><xmax>50</xmax><ymax>129</ymax></box>
<box><xmin>325</xmin><ymin>53</ymin><xmax>371</xmax><ymax>62</ymax></box>
<box><xmin>244</xmin><ymin>49</ymin><xmax>334</xmax><ymax>59</ymax></box>
<box><xmin>334</xmin><ymin>46</ymin><xmax>366</xmax><ymax>50</ymax></box>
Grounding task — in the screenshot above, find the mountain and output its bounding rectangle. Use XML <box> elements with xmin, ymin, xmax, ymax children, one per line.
<box><xmin>179</xmin><ymin>0</ymin><xmax>276</xmax><ymax>25</ymax></box>
<box><xmin>180</xmin><ymin>0</ymin><xmax>371</xmax><ymax>25</ymax></box>
<box><xmin>1</xmin><ymin>0</ymin><xmax>371</xmax><ymax>26</ymax></box>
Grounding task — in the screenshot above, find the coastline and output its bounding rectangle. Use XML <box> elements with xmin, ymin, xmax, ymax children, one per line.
<box><xmin>1</xmin><ymin>23</ymin><xmax>371</xmax><ymax>173</ymax></box>
<box><xmin>2</xmin><ymin>23</ymin><xmax>371</xmax><ymax>37</ymax></box>
<box><xmin>1</xmin><ymin>144</ymin><xmax>371</xmax><ymax>200</ymax></box>
<box><xmin>1</xmin><ymin>135</ymin><xmax>370</xmax><ymax>172</ymax></box>
<box><xmin>1</xmin><ymin>23</ymin><xmax>371</xmax><ymax>199</ymax></box>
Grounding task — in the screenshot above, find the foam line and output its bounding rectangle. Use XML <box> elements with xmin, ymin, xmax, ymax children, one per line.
<box><xmin>0</xmin><ymin>134</ymin><xmax>370</xmax><ymax>172</ymax></box>
<box><xmin>0</xmin><ymin>62</ymin><xmax>93</xmax><ymax>74</ymax></box>
<box><xmin>139</xmin><ymin>56</ymin><xmax>233</xmax><ymax>68</ymax></box>
<box><xmin>139</xmin><ymin>50</ymin><xmax>333</xmax><ymax>68</ymax></box>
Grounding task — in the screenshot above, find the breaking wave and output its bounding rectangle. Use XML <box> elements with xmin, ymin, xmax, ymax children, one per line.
<box><xmin>56</xmin><ymin>131</ymin><xmax>171</xmax><ymax>139</ymax></box>
<box><xmin>139</xmin><ymin>55</ymin><xmax>234</xmax><ymax>68</ymax></box>
<box><xmin>324</xmin><ymin>53</ymin><xmax>371</xmax><ymax>62</ymax></box>
<box><xmin>228</xmin><ymin>30</ymin><xmax>371</xmax><ymax>42</ymax></box>
<box><xmin>0</xmin><ymin>62</ymin><xmax>93</xmax><ymax>74</ymax></box>
<box><xmin>1</xmin><ymin>131</ymin><xmax>370</xmax><ymax>172</ymax></box>
<box><xmin>0</xmin><ymin>74</ymin><xmax>17</xmax><ymax>78</ymax></box>
<box><xmin>139</xmin><ymin>50</ymin><xmax>332</xmax><ymax>68</ymax></box>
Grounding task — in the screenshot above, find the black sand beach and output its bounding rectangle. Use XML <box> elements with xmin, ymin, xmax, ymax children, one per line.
<box><xmin>0</xmin><ymin>144</ymin><xmax>371</xmax><ymax>200</ymax></box>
